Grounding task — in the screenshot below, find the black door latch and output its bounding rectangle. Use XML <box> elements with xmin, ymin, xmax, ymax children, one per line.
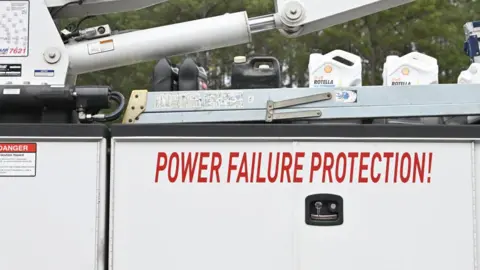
<box><xmin>305</xmin><ymin>193</ymin><xmax>343</xmax><ymax>226</ymax></box>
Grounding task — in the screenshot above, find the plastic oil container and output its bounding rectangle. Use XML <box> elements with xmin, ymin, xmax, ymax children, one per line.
<box><xmin>379</xmin><ymin>52</ymin><xmax>442</xmax><ymax>125</ymax></box>
<box><xmin>458</xmin><ymin>63</ymin><xmax>480</xmax><ymax>84</ymax></box>
<box><xmin>457</xmin><ymin>63</ymin><xmax>480</xmax><ymax>124</ymax></box>
<box><xmin>307</xmin><ymin>50</ymin><xmax>363</xmax><ymax>124</ymax></box>
<box><xmin>231</xmin><ymin>56</ymin><xmax>282</xmax><ymax>89</ymax></box>
<box><xmin>382</xmin><ymin>52</ymin><xmax>438</xmax><ymax>86</ymax></box>
<box><xmin>308</xmin><ymin>50</ymin><xmax>362</xmax><ymax>88</ymax></box>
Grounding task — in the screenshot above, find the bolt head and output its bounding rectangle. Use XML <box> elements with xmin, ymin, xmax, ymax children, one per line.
<box><xmin>283</xmin><ymin>1</ymin><xmax>304</xmax><ymax>22</ymax></box>
<box><xmin>44</xmin><ymin>48</ymin><xmax>61</xmax><ymax>64</ymax></box>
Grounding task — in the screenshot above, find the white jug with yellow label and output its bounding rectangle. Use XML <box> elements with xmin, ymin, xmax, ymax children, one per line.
<box><xmin>457</xmin><ymin>63</ymin><xmax>480</xmax><ymax>124</ymax></box>
<box><xmin>308</xmin><ymin>50</ymin><xmax>362</xmax><ymax>88</ymax></box>
<box><xmin>379</xmin><ymin>52</ymin><xmax>442</xmax><ymax>125</ymax></box>
<box><xmin>382</xmin><ymin>52</ymin><xmax>438</xmax><ymax>86</ymax></box>
<box><xmin>458</xmin><ymin>63</ymin><xmax>480</xmax><ymax>84</ymax></box>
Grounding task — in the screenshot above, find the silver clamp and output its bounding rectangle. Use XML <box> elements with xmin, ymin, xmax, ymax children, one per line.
<box><xmin>265</xmin><ymin>92</ymin><xmax>332</xmax><ymax>122</ymax></box>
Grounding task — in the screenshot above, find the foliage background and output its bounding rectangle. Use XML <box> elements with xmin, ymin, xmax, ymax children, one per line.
<box><xmin>62</xmin><ymin>0</ymin><xmax>477</xmax><ymax>98</ymax></box>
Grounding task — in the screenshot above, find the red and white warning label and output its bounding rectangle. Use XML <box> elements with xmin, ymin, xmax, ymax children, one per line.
<box><xmin>0</xmin><ymin>143</ymin><xmax>36</xmax><ymax>177</ymax></box>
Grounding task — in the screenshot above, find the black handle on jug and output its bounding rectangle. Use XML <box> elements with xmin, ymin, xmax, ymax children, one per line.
<box><xmin>249</xmin><ymin>56</ymin><xmax>281</xmax><ymax>70</ymax></box>
<box><xmin>331</xmin><ymin>55</ymin><xmax>354</xmax><ymax>67</ymax></box>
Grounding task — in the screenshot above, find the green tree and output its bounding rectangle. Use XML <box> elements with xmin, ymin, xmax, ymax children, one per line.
<box><xmin>65</xmin><ymin>0</ymin><xmax>474</xmax><ymax>93</ymax></box>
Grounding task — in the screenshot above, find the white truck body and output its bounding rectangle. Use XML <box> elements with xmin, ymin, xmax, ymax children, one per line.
<box><xmin>0</xmin><ymin>124</ymin><xmax>108</xmax><ymax>270</ymax></box>
<box><xmin>109</xmin><ymin>124</ymin><xmax>478</xmax><ymax>270</ymax></box>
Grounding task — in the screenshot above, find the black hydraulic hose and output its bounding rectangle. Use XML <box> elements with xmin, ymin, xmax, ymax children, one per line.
<box><xmin>51</xmin><ymin>0</ymin><xmax>83</xmax><ymax>18</ymax></box>
<box><xmin>101</xmin><ymin>91</ymin><xmax>126</xmax><ymax>122</ymax></box>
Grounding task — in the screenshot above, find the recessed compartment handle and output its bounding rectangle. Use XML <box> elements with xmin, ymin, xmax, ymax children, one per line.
<box><xmin>305</xmin><ymin>194</ymin><xmax>343</xmax><ymax>226</ymax></box>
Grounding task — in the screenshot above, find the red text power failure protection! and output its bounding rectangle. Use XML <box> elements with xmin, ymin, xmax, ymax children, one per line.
<box><xmin>154</xmin><ymin>151</ymin><xmax>434</xmax><ymax>184</ymax></box>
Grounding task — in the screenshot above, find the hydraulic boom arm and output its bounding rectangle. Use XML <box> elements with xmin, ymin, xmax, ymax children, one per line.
<box><xmin>0</xmin><ymin>0</ymin><xmax>415</xmax><ymax>87</ymax></box>
<box><xmin>273</xmin><ymin>0</ymin><xmax>414</xmax><ymax>37</ymax></box>
<box><xmin>64</xmin><ymin>0</ymin><xmax>414</xmax><ymax>75</ymax></box>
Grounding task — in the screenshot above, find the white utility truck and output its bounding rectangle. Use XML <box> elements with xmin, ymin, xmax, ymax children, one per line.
<box><xmin>110</xmin><ymin>123</ymin><xmax>477</xmax><ymax>270</ymax></box>
<box><xmin>1</xmin><ymin>0</ymin><xmax>480</xmax><ymax>270</ymax></box>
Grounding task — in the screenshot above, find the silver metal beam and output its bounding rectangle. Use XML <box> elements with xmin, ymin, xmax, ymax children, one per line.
<box><xmin>123</xmin><ymin>84</ymin><xmax>480</xmax><ymax>124</ymax></box>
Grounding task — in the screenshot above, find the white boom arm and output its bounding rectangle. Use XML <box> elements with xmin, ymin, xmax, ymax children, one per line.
<box><xmin>66</xmin><ymin>12</ymin><xmax>252</xmax><ymax>74</ymax></box>
<box><xmin>0</xmin><ymin>0</ymin><xmax>414</xmax><ymax>86</ymax></box>
<box><xmin>274</xmin><ymin>0</ymin><xmax>414</xmax><ymax>37</ymax></box>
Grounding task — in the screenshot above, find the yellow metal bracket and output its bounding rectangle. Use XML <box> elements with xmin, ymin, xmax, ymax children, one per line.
<box><xmin>122</xmin><ymin>90</ymin><xmax>148</xmax><ymax>124</ymax></box>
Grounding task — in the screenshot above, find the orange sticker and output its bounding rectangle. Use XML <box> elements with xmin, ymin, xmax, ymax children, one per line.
<box><xmin>324</xmin><ymin>65</ymin><xmax>333</xmax><ymax>73</ymax></box>
<box><xmin>401</xmin><ymin>67</ymin><xmax>409</xmax><ymax>75</ymax></box>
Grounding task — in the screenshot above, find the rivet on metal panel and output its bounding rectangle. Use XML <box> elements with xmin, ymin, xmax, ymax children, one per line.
<box><xmin>266</xmin><ymin>113</ymin><xmax>273</xmax><ymax>122</ymax></box>
<box><xmin>267</xmin><ymin>100</ymin><xmax>274</xmax><ymax>108</ymax></box>
<box><xmin>122</xmin><ymin>89</ymin><xmax>148</xmax><ymax>124</ymax></box>
<box><xmin>266</xmin><ymin>100</ymin><xmax>274</xmax><ymax>122</ymax></box>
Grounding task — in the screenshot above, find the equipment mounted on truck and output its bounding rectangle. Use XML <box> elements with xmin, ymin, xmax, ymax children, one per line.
<box><xmin>3</xmin><ymin>1</ymin><xmax>480</xmax><ymax>270</ymax></box>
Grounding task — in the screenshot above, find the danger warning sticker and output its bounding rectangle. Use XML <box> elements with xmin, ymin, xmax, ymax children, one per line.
<box><xmin>155</xmin><ymin>151</ymin><xmax>433</xmax><ymax>184</ymax></box>
<box><xmin>0</xmin><ymin>143</ymin><xmax>36</xmax><ymax>177</ymax></box>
